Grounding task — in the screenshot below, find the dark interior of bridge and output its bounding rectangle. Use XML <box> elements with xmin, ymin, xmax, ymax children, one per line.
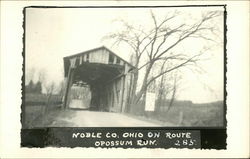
<box><xmin>69</xmin><ymin>63</ymin><xmax>124</xmax><ymax>110</ymax></box>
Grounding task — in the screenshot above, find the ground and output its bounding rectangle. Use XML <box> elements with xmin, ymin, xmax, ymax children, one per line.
<box><xmin>25</xmin><ymin>94</ymin><xmax>173</xmax><ymax>127</ymax></box>
<box><xmin>48</xmin><ymin>110</ymin><xmax>162</xmax><ymax>127</ymax></box>
<box><xmin>27</xmin><ymin>106</ymin><xmax>175</xmax><ymax>127</ymax></box>
<box><xmin>24</xmin><ymin>100</ymin><xmax>224</xmax><ymax>128</ymax></box>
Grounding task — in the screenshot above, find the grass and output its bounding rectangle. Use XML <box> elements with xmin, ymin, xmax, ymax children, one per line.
<box><xmin>129</xmin><ymin>101</ymin><xmax>224</xmax><ymax>127</ymax></box>
<box><xmin>23</xmin><ymin>93</ymin><xmax>224</xmax><ymax>127</ymax></box>
<box><xmin>24</xmin><ymin>93</ymin><xmax>62</xmax><ymax>105</ymax></box>
<box><xmin>23</xmin><ymin>93</ymin><xmax>63</xmax><ymax>128</ymax></box>
<box><xmin>24</xmin><ymin>105</ymin><xmax>78</xmax><ymax>128</ymax></box>
<box><xmin>24</xmin><ymin>105</ymin><xmax>44</xmax><ymax>128</ymax></box>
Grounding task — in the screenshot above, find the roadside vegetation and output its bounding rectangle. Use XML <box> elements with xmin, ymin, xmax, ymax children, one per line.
<box><xmin>129</xmin><ymin>100</ymin><xmax>224</xmax><ymax>127</ymax></box>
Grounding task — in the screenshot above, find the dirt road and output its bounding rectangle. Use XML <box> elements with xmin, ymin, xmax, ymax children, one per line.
<box><xmin>40</xmin><ymin>109</ymin><xmax>174</xmax><ymax>127</ymax></box>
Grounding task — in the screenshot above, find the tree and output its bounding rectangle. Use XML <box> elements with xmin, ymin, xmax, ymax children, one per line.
<box><xmin>25</xmin><ymin>80</ymin><xmax>43</xmax><ymax>94</ymax></box>
<box><xmin>34</xmin><ymin>81</ymin><xmax>42</xmax><ymax>94</ymax></box>
<box><xmin>37</xmin><ymin>69</ymin><xmax>56</xmax><ymax>98</ymax></box>
<box><xmin>26</xmin><ymin>67</ymin><xmax>36</xmax><ymax>85</ymax></box>
<box><xmin>44</xmin><ymin>82</ymin><xmax>56</xmax><ymax>105</ymax></box>
<box><xmin>26</xmin><ymin>79</ymin><xmax>35</xmax><ymax>93</ymax></box>
<box><xmin>37</xmin><ymin>69</ymin><xmax>57</xmax><ymax>125</ymax></box>
<box><xmin>104</xmin><ymin>10</ymin><xmax>222</xmax><ymax>111</ymax></box>
<box><xmin>155</xmin><ymin>61</ymin><xmax>179</xmax><ymax>111</ymax></box>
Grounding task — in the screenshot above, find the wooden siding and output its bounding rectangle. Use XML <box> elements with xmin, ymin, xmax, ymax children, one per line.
<box><xmin>63</xmin><ymin>47</ymin><xmax>135</xmax><ymax>113</ymax></box>
<box><xmin>88</xmin><ymin>49</ymin><xmax>109</xmax><ymax>64</ymax></box>
<box><xmin>68</xmin><ymin>49</ymin><xmax>128</xmax><ymax>68</ymax></box>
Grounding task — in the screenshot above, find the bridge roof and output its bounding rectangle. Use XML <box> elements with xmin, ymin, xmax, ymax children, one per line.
<box><xmin>63</xmin><ymin>46</ymin><xmax>135</xmax><ymax>77</ymax></box>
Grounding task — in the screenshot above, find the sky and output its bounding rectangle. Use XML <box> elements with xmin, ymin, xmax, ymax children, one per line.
<box><xmin>25</xmin><ymin>6</ymin><xmax>224</xmax><ymax>103</ymax></box>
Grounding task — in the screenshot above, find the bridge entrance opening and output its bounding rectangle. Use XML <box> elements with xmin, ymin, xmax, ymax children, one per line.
<box><xmin>66</xmin><ymin>62</ymin><xmax>124</xmax><ymax>111</ymax></box>
<box><xmin>63</xmin><ymin>46</ymin><xmax>134</xmax><ymax>113</ymax></box>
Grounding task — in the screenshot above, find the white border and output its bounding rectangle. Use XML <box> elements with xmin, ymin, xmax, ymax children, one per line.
<box><xmin>0</xmin><ymin>1</ymin><xmax>249</xmax><ymax>158</ymax></box>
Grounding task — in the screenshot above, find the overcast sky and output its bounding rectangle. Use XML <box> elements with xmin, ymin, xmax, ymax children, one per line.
<box><xmin>25</xmin><ymin>6</ymin><xmax>224</xmax><ymax>103</ymax></box>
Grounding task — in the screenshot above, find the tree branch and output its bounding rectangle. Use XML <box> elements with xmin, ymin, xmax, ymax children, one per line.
<box><xmin>146</xmin><ymin>53</ymin><xmax>202</xmax><ymax>86</ymax></box>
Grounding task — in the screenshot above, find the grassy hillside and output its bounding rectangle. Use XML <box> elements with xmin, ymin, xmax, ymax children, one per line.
<box><xmin>130</xmin><ymin>100</ymin><xmax>224</xmax><ymax>127</ymax></box>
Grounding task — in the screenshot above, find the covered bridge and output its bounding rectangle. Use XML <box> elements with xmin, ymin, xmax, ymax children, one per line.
<box><xmin>63</xmin><ymin>46</ymin><xmax>135</xmax><ymax>113</ymax></box>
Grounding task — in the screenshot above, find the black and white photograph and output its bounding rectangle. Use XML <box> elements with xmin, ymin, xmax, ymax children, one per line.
<box><xmin>0</xmin><ymin>0</ymin><xmax>249</xmax><ymax>158</ymax></box>
<box><xmin>19</xmin><ymin>5</ymin><xmax>229</xmax><ymax>149</ymax></box>
<box><xmin>23</xmin><ymin>6</ymin><xmax>225</xmax><ymax>128</ymax></box>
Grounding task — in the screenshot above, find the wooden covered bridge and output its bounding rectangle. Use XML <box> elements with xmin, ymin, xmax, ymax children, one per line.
<box><xmin>63</xmin><ymin>46</ymin><xmax>135</xmax><ymax>113</ymax></box>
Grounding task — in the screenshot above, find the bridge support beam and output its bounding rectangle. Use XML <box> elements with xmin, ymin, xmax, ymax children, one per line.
<box><xmin>63</xmin><ymin>67</ymin><xmax>75</xmax><ymax>109</ymax></box>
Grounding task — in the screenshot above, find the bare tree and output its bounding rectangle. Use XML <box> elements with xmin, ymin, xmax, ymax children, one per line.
<box><xmin>37</xmin><ymin>69</ymin><xmax>57</xmax><ymax>125</ymax></box>
<box><xmin>153</xmin><ymin>59</ymin><xmax>182</xmax><ymax>113</ymax></box>
<box><xmin>38</xmin><ymin>69</ymin><xmax>57</xmax><ymax>104</ymax></box>
<box><xmin>38</xmin><ymin>69</ymin><xmax>46</xmax><ymax>84</ymax></box>
<box><xmin>166</xmin><ymin>72</ymin><xmax>179</xmax><ymax>112</ymax></box>
<box><xmin>104</xmin><ymin>10</ymin><xmax>222</xmax><ymax>110</ymax></box>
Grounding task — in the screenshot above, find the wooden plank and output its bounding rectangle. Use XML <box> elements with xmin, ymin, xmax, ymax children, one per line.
<box><xmin>120</xmin><ymin>60</ymin><xmax>124</xmax><ymax>65</ymax></box>
<box><xmin>89</xmin><ymin>49</ymin><xmax>109</xmax><ymax>64</ymax></box>
<box><xmin>112</xmin><ymin>83</ymin><xmax>116</xmax><ymax>112</ymax></box>
<box><xmin>114</xmin><ymin>80</ymin><xmax>121</xmax><ymax>112</ymax></box>
<box><xmin>79</xmin><ymin>56</ymin><xmax>82</xmax><ymax>65</ymax></box>
<box><xmin>121</xmin><ymin>77</ymin><xmax>128</xmax><ymax>113</ymax></box>
<box><xmin>127</xmin><ymin>72</ymin><xmax>133</xmax><ymax>111</ymax></box>
<box><xmin>113</xmin><ymin>56</ymin><xmax>117</xmax><ymax>64</ymax></box>
<box><xmin>83</xmin><ymin>54</ymin><xmax>86</xmax><ymax>62</ymax></box>
<box><xmin>121</xmin><ymin>64</ymin><xmax>129</xmax><ymax>113</ymax></box>
<box><xmin>63</xmin><ymin>68</ymin><xmax>75</xmax><ymax>108</ymax></box>
<box><xmin>119</xmin><ymin>76</ymin><xmax>125</xmax><ymax>112</ymax></box>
